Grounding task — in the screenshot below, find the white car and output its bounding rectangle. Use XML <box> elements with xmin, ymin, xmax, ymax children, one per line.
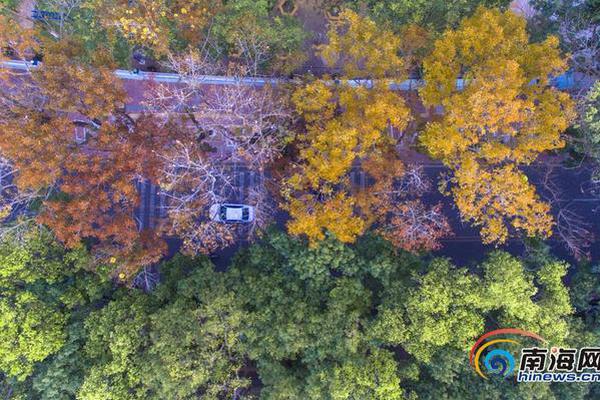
<box><xmin>209</xmin><ymin>203</ymin><xmax>255</xmax><ymax>223</ymax></box>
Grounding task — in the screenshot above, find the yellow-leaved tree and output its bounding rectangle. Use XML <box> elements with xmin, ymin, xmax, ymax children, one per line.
<box><xmin>93</xmin><ymin>0</ymin><xmax>220</xmax><ymax>54</ymax></box>
<box><xmin>283</xmin><ymin>10</ymin><xmax>452</xmax><ymax>249</ymax></box>
<box><xmin>420</xmin><ymin>7</ymin><xmax>575</xmax><ymax>244</ymax></box>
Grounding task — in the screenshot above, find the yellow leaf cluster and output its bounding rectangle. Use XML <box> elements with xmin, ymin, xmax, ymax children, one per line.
<box><xmin>318</xmin><ymin>9</ymin><xmax>405</xmax><ymax>79</ymax></box>
<box><xmin>291</xmin><ymin>81</ymin><xmax>410</xmax><ymax>190</ymax></box>
<box><xmin>452</xmin><ymin>160</ymin><xmax>553</xmax><ymax>244</ymax></box>
<box><xmin>286</xmin><ymin>193</ymin><xmax>365</xmax><ymax>244</ymax></box>
<box><xmin>420</xmin><ymin>7</ymin><xmax>574</xmax><ymax>244</ymax></box>
<box><xmin>282</xmin><ymin>10</ymin><xmax>414</xmax><ymax>245</ymax></box>
<box><xmin>96</xmin><ymin>0</ymin><xmax>219</xmax><ymax>54</ymax></box>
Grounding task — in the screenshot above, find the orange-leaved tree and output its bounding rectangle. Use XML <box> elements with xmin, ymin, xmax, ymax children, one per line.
<box><xmin>420</xmin><ymin>7</ymin><xmax>575</xmax><ymax>244</ymax></box>
<box><xmin>0</xmin><ymin>22</ymin><xmax>168</xmax><ymax>278</ymax></box>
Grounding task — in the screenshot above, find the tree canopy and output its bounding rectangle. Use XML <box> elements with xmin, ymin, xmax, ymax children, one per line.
<box><xmin>1</xmin><ymin>229</ymin><xmax>598</xmax><ymax>399</ymax></box>
<box><xmin>420</xmin><ymin>6</ymin><xmax>575</xmax><ymax>244</ymax></box>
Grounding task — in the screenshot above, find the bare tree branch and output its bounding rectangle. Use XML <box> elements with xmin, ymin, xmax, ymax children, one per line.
<box><xmin>540</xmin><ymin>164</ymin><xmax>594</xmax><ymax>260</ymax></box>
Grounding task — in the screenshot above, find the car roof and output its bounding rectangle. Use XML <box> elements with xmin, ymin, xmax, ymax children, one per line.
<box><xmin>225</xmin><ymin>207</ymin><xmax>243</xmax><ymax>220</ymax></box>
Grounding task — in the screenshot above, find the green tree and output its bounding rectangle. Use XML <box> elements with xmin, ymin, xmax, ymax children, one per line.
<box><xmin>79</xmin><ymin>255</ymin><xmax>249</xmax><ymax>400</ymax></box>
<box><xmin>373</xmin><ymin>251</ymin><xmax>573</xmax><ymax>365</ymax></box>
<box><xmin>0</xmin><ymin>225</ymin><xmax>100</xmax><ymax>382</ymax></box>
<box><xmin>212</xmin><ymin>0</ymin><xmax>308</xmax><ymax>74</ymax></box>
<box><xmin>346</xmin><ymin>0</ymin><xmax>512</xmax><ymax>33</ymax></box>
<box><xmin>0</xmin><ymin>291</ymin><xmax>67</xmax><ymax>381</ymax></box>
<box><xmin>229</xmin><ymin>231</ymin><xmax>411</xmax><ymax>399</ymax></box>
<box><xmin>30</xmin><ymin>319</ymin><xmax>89</xmax><ymax>400</ymax></box>
<box><xmin>394</xmin><ymin>252</ymin><xmax>590</xmax><ymax>400</ymax></box>
<box><xmin>572</xmin><ymin>82</ymin><xmax>600</xmax><ymax>166</ymax></box>
<box><xmin>483</xmin><ymin>252</ymin><xmax>573</xmax><ymax>344</ymax></box>
<box><xmin>1</xmin><ymin>227</ymin><xmax>595</xmax><ymax>399</ymax></box>
<box><xmin>388</xmin><ymin>258</ymin><xmax>488</xmax><ymax>362</ymax></box>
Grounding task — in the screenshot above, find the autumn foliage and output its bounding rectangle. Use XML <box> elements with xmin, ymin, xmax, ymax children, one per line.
<box><xmin>0</xmin><ymin>6</ymin><xmax>579</xmax><ymax>273</ymax></box>
<box><xmin>283</xmin><ymin>10</ymin><xmax>451</xmax><ymax>251</ymax></box>
<box><xmin>0</xmin><ymin>24</ymin><xmax>168</xmax><ymax>278</ymax></box>
<box><xmin>93</xmin><ymin>0</ymin><xmax>221</xmax><ymax>54</ymax></box>
<box><xmin>420</xmin><ymin>7</ymin><xmax>575</xmax><ymax>244</ymax></box>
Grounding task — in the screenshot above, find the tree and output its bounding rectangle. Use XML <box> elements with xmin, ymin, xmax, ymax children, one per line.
<box><xmin>345</xmin><ymin>0</ymin><xmax>512</xmax><ymax>33</ymax></box>
<box><xmin>402</xmin><ymin>254</ymin><xmax>592</xmax><ymax>400</ymax></box>
<box><xmin>572</xmin><ymin>82</ymin><xmax>600</xmax><ymax>165</ymax></box>
<box><xmin>0</xmin><ymin>224</ymin><xmax>108</xmax><ymax>384</ymax></box>
<box><xmin>420</xmin><ymin>7</ymin><xmax>575</xmax><ymax>244</ymax></box>
<box><xmin>285</xmin><ymin>77</ymin><xmax>411</xmax><ymax>244</ymax></box>
<box><xmin>481</xmin><ymin>252</ymin><xmax>572</xmax><ymax>344</ymax></box>
<box><xmin>229</xmin><ymin>230</ymin><xmax>410</xmax><ymax>399</ymax></box>
<box><xmin>0</xmin><ymin>23</ymin><xmax>169</xmax><ymax>277</ymax></box>
<box><xmin>325</xmin><ymin>349</ymin><xmax>403</xmax><ymax>400</ymax></box>
<box><xmin>0</xmin><ymin>14</ymin><xmax>40</xmax><ymax>68</ymax></box>
<box><xmin>317</xmin><ymin>8</ymin><xmax>405</xmax><ymax>78</ymax></box>
<box><xmin>30</xmin><ymin>319</ymin><xmax>89</xmax><ymax>400</ymax></box>
<box><xmin>191</xmin><ymin>80</ymin><xmax>293</xmax><ymax>168</ymax></box>
<box><xmin>448</xmin><ymin>161</ymin><xmax>554</xmax><ymax>244</ymax></box>
<box><xmin>0</xmin><ymin>291</ymin><xmax>67</xmax><ymax>381</ymax></box>
<box><xmin>0</xmin><ymin>156</ymin><xmax>45</xmax><ymax>243</ymax></box>
<box><xmin>148</xmin><ymin>54</ymin><xmax>292</xmax><ymax>255</ymax></box>
<box><xmin>372</xmin><ymin>250</ymin><xmax>573</xmax><ymax>368</ymax></box>
<box><xmin>362</xmin><ymin>159</ymin><xmax>451</xmax><ymax>252</ymax></box>
<box><xmin>79</xmin><ymin>255</ymin><xmax>249</xmax><ymax>400</ymax></box>
<box><xmin>92</xmin><ymin>0</ymin><xmax>221</xmax><ymax>55</ymax></box>
<box><xmin>383</xmin><ymin>258</ymin><xmax>487</xmax><ymax>362</ymax></box>
<box><xmin>283</xmin><ymin>10</ymin><xmax>409</xmax><ymax>244</ymax></box>
<box><xmin>283</xmin><ymin>10</ymin><xmax>450</xmax><ymax>250</ymax></box>
<box><xmin>152</xmin><ymin>54</ymin><xmax>295</xmax><ymax>170</ymax></box>
<box><xmin>2</xmin><ymin>229</ymin><xmax>595</xmax><ymax>399</ymax></box>
<box><xmin>212</xmin><ymin>0</ymin><xmax>308</xmax><ymax>75</ymax></box>
<box><xmin>228</xmin><ymin>232</ymin><xmax>585</xmax><ymax>399</ymax></box>
<box><xmin>158</xmin><ymin>140</ymin><xmax>240</xmax><ymax>255</ymax></box>
<box><xmin>530</xmin><ymin>0</ymin><xmax>599</xmax><ymax>79</ymax></box>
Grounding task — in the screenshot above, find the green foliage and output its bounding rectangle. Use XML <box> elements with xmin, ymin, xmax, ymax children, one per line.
<box><xmin>212</xmin><ymin>0</ymin><xmax>308</xmax><ymax>74</ymax></box>
<box><xmin>229</xmin><ymin>231</ymin><xmax>408</xmax><ymax>399</ymax></box>
<box><xmin>79</xmin><ymin>255</ymin><xmax>248</xmax><ymax>400</ymax></box>
<box><xmin>79</xmin><ymin>290</ymin><xmax>153</xmax><ymax>400</ymax></box>
<box><xmin>0</xmin><ymin>229</ymin><xmax>597</xmax><ymax>399</ymax></box>
<box><xmin>373</xmin><ymin>251</ymin><xmax>573</xmax><ymax>367</ymax></box>
<box><xmin>483</xmin><ymin>252</ymin><xmax>572</xmax><ymax>345</ymax></box>
<box><xmin>405</xmin><ymin>346</ymin><xmax>559</xmax><ymax>400</ymax></box>
<box><xmin>0</xmin><ymin>225</ymin><xmax>102</xmax><ymax>382</ymax></box>
<box><xmin>0</xmin><ymin>225</ymin><xmax>87</xmax><ymax>285</ymax></box>
<box><xmin>398</xmin><ymin>258</ymin><xmax>487</xmax><ymax>361</ymax></box>
<box><xmin>0</xmin><ymin>0</ymin><xmax>18</xmax><ymax>12</ymax></box>
<box><xmin>35</xmin><ymin>0</ymin><xmax>132</xmax><ymax>67</ymax></box>
<box><xmin>31</xmin><ymin>319</ymin><xmax>89</xmax><ymax>400</ymax></box>
<box><xmin>0</xmin><ymin>290</ymin><xmax>67</xmax><ymax>381</ymax></box>
<box><xmin>346</xmin><ymin>0</ymin><xmax>512</xmax><ymax>32</ymax></box>
<box><xmin>572</xmin><ymin>82</ymin><xmax>600</xmax><ymax>164</ymax></box>
<box><xmin>570</xmin><ymin>262</ymin><xmax>600</xmax><ymax>330</ymax></box>
<box><xmin>0</xmin><ymin>224</ymin><xmax>109</xmax><ymax>396</ymax></box>
<box><xmin>325</xmin><ymin>349</ymin><xmax>403</xmax><ymax>400</ymax></box>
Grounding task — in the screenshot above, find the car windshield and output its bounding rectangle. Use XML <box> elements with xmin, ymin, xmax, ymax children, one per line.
<box><xmin>219</xmin><ymin>206</ymin><xmax>228</xmax><ymax>220</ymax></box>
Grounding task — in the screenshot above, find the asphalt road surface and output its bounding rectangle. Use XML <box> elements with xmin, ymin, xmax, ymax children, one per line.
<box><xmin>136</xmin><ymin>159</ymin><xmax>600</xmax><ymax>271</ymax></box>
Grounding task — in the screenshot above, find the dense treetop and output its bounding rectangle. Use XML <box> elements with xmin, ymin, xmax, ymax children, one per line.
<box><xmin>1</xmin><ymin>228</ymin><xmax>599</xmax><ymax>399</ymax></box>
<box><xmin>0</xmin><ymin>1</ymin><xmax>598</xmax><ymax>398</ymax></box>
